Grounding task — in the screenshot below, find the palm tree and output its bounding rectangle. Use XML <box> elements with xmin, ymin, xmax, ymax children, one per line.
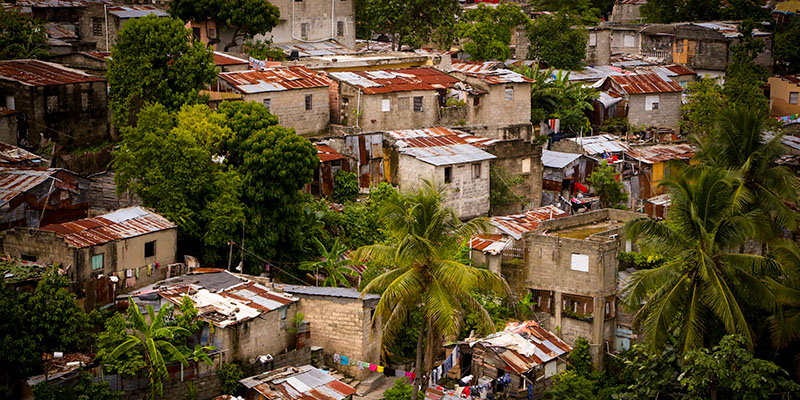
<box><xmin>513</xmin><ymin>63</ymin><xmax>557</xmax><ymax>124</ymax></box>
<box><xmin>691</xmin><ymin>106</ymin><xmax>800</xmax><ymax>235</ymax></box>
<box><xmin>621</xmin><ymin>168</ymin><xmax>788</xmax><ymax>353</ymax></box>
<box><xmin>300</xmin><ymin>237</ymin><xmax>359</xmax><ymax>287</ymax></box>
<box><xmin>110</xmin><ymin>299</ymin><xmax>192</xmax><ymax>399</ymax></box>
<box><xmin>354</xmin><ymin>181</ymin><xmax>509</xmax><ymax>399</ymax></box>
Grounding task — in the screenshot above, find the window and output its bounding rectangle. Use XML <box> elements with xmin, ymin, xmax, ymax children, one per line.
<box><xmin>91</xmin><ymin>254</ymin><xmax>104</xmax><ymax>271</ymax></box>
<box><xmin>337</xmin><ymin>21</ymin><xmax>344</xmax><ymax>37</ymax></box>
<box><xmin>623</xmin><ymin>34</ymin><xmax>635</xmax><ymax>47</ymax></box>
<box><xmin>207</xmin><ymin>28</ymin><xmax>216</xmax><ymax>39</ymax></box>
<box><xmin>444</xmin><ymin>166</ymin><xmax>452</xmax><ymax>183</ymax></box>
<box><xmin>413</xmin><ymin>96</ymin><xmax>423</xmax><ymax>112</ymax></box>
<box><xmin>472</xmin><ymin>163</ymin><xmax>481</xmax><ymax>179</ymax></box>
<box><xmin>301</xmin><ymin>23</ymin><xmax>309</xmax><ymax>39</ymax></box>
<box><xmin>589</xmin><ymin>32</ymin><xmax>597</xmax><ymax>47</ymax></box>
<box><xmin>21</xmin><ymin>254</ymin><xmax>36</xmax><ymax>262</ymax></box>
<box><xmin>504</xmin><ymin>86</ymin><xmax>513</xmax><ymax>101</ymax></box>
<box><xmin>263</xmin><ymin>98</ymin><xmax>271</xmax><ymax>112</ymax></box>
<box><xmin>47</xmin><ymin>95</ymin><xmax>58</xmax><ymax>113</ymax></box>
<box><xmin>531</xmin><ymin>289</ymin><xmax>555</xmax><ymax>314</ymax></box>
<box><xmin>381</xmin><ymin>98</ymin><xmax>391</xmax><ymax>112</ymax></box>
<box><xmin>570</xmin><ymin>253</ymin><xmax>589</xmax><ymax>272</ymax></box>
<box><xmin>192</xmin><ymin>27</ymin><xmax>201</xmax><ymax>40</ymax></box>
<box><xmin>521</xmin><ymin>157</ymin><xmax>531</xmax><ymax>174</ymax></box>
<box><xmin>144</xmin><ymin>241</ymin><xmax>156</xmax><ymax>258</ymax></box>
<box><xmin>81</xmin><ymin>92</ymin><xmax>89</xmax><ymax>111</ymax></box>
<box><xmin>645</xmin><ymin>95</ymin><xmax>660</xmax><ymax>111</ymax></box>
<box><xmin>562</xmin><ymin>294</ymin><xmax>594</xmax><ymax>319</ymax></box>
<box><xmin>342</xmin><ymin>96</ymin><xmax>350</xmax><ymax>106</ymax></box>
<box><xmin>473</xmin><ymin>96</ymin><xmax>481</xmax><ymax>107</ymax></box>
<box><xmin>399</xmin><ymin>97</ymin><xmax>410</xmax><ymax>111</ymax></box>
<box><xmin>92</xmin><ymin>17</ymin><xmax>102</xmax><ymax>36</ymax></box>
<box><xmin>4</xmin><ymin>95</ymin><xmax>15</xmax><ymax>110</ymax></box>
<box><xmin>790</xmin><ymin>92</ymin><xmax>799</xmax><ymax>105</ymax></box>
<box><xmin>305</xmin><ymin>94</ymin><xmax>313</xmax><ymax>110</ymax></box>
<box><xmin>280</xmin><ymin>307</ymin><xmax>287</xmax><ymax>319</ymax></box>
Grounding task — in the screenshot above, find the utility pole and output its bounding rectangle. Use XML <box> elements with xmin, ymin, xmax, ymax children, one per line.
<box><xmin>227</xmin><ymin>241</ymin><xmax>233</xmax><ymax>271</ymax></box>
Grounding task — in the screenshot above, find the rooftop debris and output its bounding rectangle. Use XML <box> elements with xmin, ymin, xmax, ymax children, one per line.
<box><xmin>451</xmin><ymin>60</ymin><xmax>534</xmax><ymax>84</ymax></box>
<box><xmin>462</xmin><ymin>321</ymin><xmax>571</xmax><ymax>374</ymax></box>
<box><xmin>0</xmin><ymin>143</ymin><xmax>45</xmax><ymax>166</ymax></box>
<box><xmin>0</xmin><ymin>167</ymin><xmax>80</xmax><ymax>207</ymax></box>
<box><xmin>240</xmin><ymin>365</ymin><xmax>357</xmax><ymax>400</ymax></box>
<box><xmin>106</xmin><ymin>5</ymin><xmax>168</xmax><ymax>18</ymax></box>
<box><xmin>488</xmin><ymin>205</ymin><xmax>569</xmax><ymax>240</ymax></box>
<box><xmin>468</xmin><ymin>234</ymin><xmax>513</xmax><ymax>255</ymax></box>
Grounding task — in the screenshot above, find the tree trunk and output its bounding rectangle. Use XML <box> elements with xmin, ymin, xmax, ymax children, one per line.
<box><xmin>224</xmin><ymin>28</ymin><xmax>241</xmax><ymax>52</ymax></box>
<box><xmin>411</xmin><ymin>319</ymin><xmax>426</xmax><ymax>400</ymax></box>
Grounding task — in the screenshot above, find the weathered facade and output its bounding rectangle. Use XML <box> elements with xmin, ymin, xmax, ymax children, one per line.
<box><xmin>308</xmin><ymin>143</ymin><xmax>350</xmax><ymax>197</ymax></box>
<box><xmin>45</xmin><ymin>51</ymin><xmax>110</xmax><ymax>77</ymax></box>
<box><xmin>384</xmin><ymin>127</ymin><xmax>495</xmax><ymax>220</ymax></box>
<box><xmin>0</xmin><ymin>167</ymin><xmax>89</xmax><ymax>229</ymax></box>
<box><xmin>87</xmin><ymin>170</ymin><xmax>141</xmax><ymax>215</ymax></box>
<box><xmin>328</xmin><ymin>68</ymin><xmax>461</xmax><ymax>132</ymax></box>
<box><xmin>0</xmin><ymin>206</ymin><xmax>177</xmax><ymax>290</ymax></box>
<box><xmin>251</xmin><ymin>0</ymin><xmax>356</xmax><ymax>49</ymax></box>
<box><xmin>0</xmin><ymin>108</ymin><xmax>21</xmax><ymax>145</ymax></box>
<box><xmin>672</xmin><ymin>22</ymin><xmax>773</xmax><ymax>73</ymax></box>
<box><xmin>218</xmin><ymin>66</ymin><xmax>331</xmax><ymax>137</ymax></box>
<box><xmin>522</xmin><ymin>209</ymin><xmax>643</xmax><ymax>368</ymax></box>
<box><xmin>541</xmin><ymin>150</ymin><xmax>595</xmax><ymax>207</ymax></box>
<box><xmin>280</xmin><ymin>286</ymin><xmax>381</xmax><ymax>380</ymax></box>
<box><xmin>609</xmin><ymin>0</ymin><xmax>646</xmax><ymax>23</ymax></box>
<box><xmin>769</xmin><ymin>75</ymin><xmax>800</xmax><ymax>117</ymax></box>
<box><xmin>599</xmin><ymin>73</ymin><xmax>683</xmax><ymax>132</ymax></box>
<box><xmin>0</xmin><ymin>60</ymin><xmax>110</xmax><ymax>149</ymax></box>
<box><xmin>483</xmin><ymin>139</ymin><xmax>543</xmax><ymax>214</ymax></box>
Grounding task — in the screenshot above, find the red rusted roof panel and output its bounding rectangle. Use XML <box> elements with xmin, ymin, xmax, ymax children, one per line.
<box><xmin>610</xmin><ymin>73</ymin><xmax>683</xmax><ymax>94</ymax></box>
<box><xmin>213</xmin><ymin>51</ymin><xmax>248</xmax><ymax>66</ymax></box>
<box><xmin>220</xmin><ymin>66</ymin><xmax>330</xmax><ymax>93</ymax></box>
<box><xmin>40</xmin><ymin>206</ymin><xmax>176</xmax><ymax>248</ymax></box>
<box><xmin>315</xmin><ymin>144</ymin><xmax>346</xmax><ymax>163</ymax></box>
<box><xmin>0</xmin><ymin>60</ymin><xmax>104</xmax><ymax>86</ymax></box>
<box><xmin>329</xmin><ymin>68</ymin><xmax>460</xmax><ymax>94</ymax></box>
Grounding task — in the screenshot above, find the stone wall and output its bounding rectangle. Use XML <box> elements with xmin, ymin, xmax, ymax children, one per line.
<box><xmin>254</xmin><ymin>0</ymin><xmax>356</xmax><ymax>49</ymax></box>
<box><xmin>484</xmin><ymin>139</ymin><xmax>543</xmax><ymax>214</ymax></box>
<box><xmin>0</xmin><ymin>229</ymin><xmax>76</xmax><ymax>268</ymax></box>
<box><xmin>626</xmin><ymin>92</ymin><xmax>681</xmax><ymax>132</ymax></box>
<box><xmin>241</xmin><ymin>86</ymin><xmax>330</xmax><ymax>137</ymax></box>
<box><xmin>461</xmin><ymin>79</ymin><xmax>532</xmax><ymax>141</ymax></box>
<box><xmin>0</xmin><ymin>112</ymin><xmax>19</xmax><ymax>145</ymax></box>
<box><xmin>610</xmin><ymin>3</ymin><xmax>643</xmax><ymax>23</ymax></box>
<box><xmin>610</xmin><ymin>29</ymin><xmax>641</xmax><ymax>55</ymax></box>
<box><xmin>292</xmin><ymin>294</ymin><xmax>381</xmax><ymax>380</ymax></box>
<box><xmin>337</xmin><ymin>84</ymin><xmax>440</xmax><ymax>133</ymax></box>
<box><xmin>585</xmin><ymin>29</ymin><xmax>611</xmax><ymax>66</ymax></box>
<box><xmin>216</xmin><ymin>304</ymin><xmax>298</xmax><ymax>365</ymax></box>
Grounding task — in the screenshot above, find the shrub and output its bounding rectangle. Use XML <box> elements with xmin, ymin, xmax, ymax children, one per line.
<box><xmin>384</xmin><ymin>378</ymin><xmax>424</xmax><ymax>400</ymax></box>
<box><xmin>333</xmin><ymin>170</ymin><xmax>359</xmax><ymax>203</ymax></box>
<box><xmin>217</xmin><ymin>363</ymin><xmax>244</xmax><ymax>396</ymax></box>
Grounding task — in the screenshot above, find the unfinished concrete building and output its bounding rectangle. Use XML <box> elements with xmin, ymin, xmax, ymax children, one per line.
<box><xmin>250</xmin><ymin>0</ymin><xmax>356</xmax><ymax>49</ymax></box>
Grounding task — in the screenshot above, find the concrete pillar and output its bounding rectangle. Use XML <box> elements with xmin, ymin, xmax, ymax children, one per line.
<box><xmin>554</xmin><ymin>291</ymin><xmax>562</xmax><ymax>337</ymax></box>
<box><xmin>487</xmin><ymin>254</ymin><xmax>502</xmax><ymax>275</ymax></box>
<box><xmin>591</xmin><ymin>297</ymin><xmax>605</xmax><ymax>370</ymax></box>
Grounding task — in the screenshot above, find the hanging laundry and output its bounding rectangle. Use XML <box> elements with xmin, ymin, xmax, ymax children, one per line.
<box><xmin>333</xmin><ymin>354</ymin><xmax>341</xmax><ymax>363</ymax></box>
<box><xmin>377</xmin><ymin>366</ymin><xmax>384</xmax><ymax>373</ymax></box>
<box><xmin>369</xmin><ymin>364</ymin><xmax>377</xmax><ymax>372</ymax></box>
<box><xmin>340</xmin><ymin>356</ymin><xmax>349</xmax><ymax>366</ymax></box>
<box><xmin>126</xmin><ymin>269</ymin><xmax>133</xmax><ymax>278</ymax></box>
<box><xmin>147</xmin><ymin>264</ymin><xmax>152</xmax><ymax>276</ymax></box>
<box><xmin>135</xmin><ymin>267</ymin><xmax>140</xmax><ymax>278</ymax></box>
<box><xmin>362</xmin><ymin>362</ymin><xmax>369</xmax><ymax>369</ymax></box>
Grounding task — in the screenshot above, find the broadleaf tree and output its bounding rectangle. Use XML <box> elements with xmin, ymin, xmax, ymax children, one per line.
<box><xmin>587</xmin><ymin>160</ymin><xmax>627</xmax><ymax>209</ymax></box>
<box><xmin>0</xmin><ymin>6</ymin><xmax>47</xmax><ymax>60</ymax></box>
<box><xmin>527</xmin><ymin>13</ymin><xmax>587</xmax><ymax>70</ymax></box>
<box><xmin>169</xmin><ymin>0</ymin><xmax>280</xmax><ymax>51</ymax></box>
<box><xmin>457</xmin><ymin>3</ymin><xmax>530</xmax><ymax>61</ymax></box>
<box><xmin>107</xmin><ymin>15</ymin><xmax>217</xmax><ymax>126</ymax></box>
<box><xmin>353</xmin><ymin>0</ymin><xmax>460</xmax><ymax>50</ymax></box>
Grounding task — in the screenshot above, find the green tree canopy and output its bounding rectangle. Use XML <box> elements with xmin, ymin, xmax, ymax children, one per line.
<box><xmin>722</xmin><ymin>24</ymin><xmax>769</xmax><ymax>113</ymax></box>
<box><xmin>587</xmin><ymin>160</ymin><xmax>628</xmax><ymax>209</ymax></box>
<box><xmin>353</xmin><ymin>0</ymin><xmax>460</xmax><ymax>50</ymax></box>
<box><xmin>457</xmin><ymin>3</ymin><xmax>530</xmax><ymax>61</ymax></box>
<box><xmin>169</xmin><ymin>0</ymin><xmax>280</xmax><ymax>51</ymax></box>
<box><xmin>0</xmin><ymin>6</ymin><xmax>47</xmax><ymax>60</ymax></box>
<box><xmin>681</xmin><ymin>78</ymin><xmax>726</xmax><ymax>137</ymax></box>
<box><xmin>640</xmin><ymin>0</ymin><xmax>721</xmax><ymax>23</ymax></box>
<box><xmin>527</xmin><ymin>13</ymin><xmax>587</xmax><ymax>70</ymax></box>
<box><xmin>107</xmin><ymin>15</ymin><xmax>217</xmax><ymax>126</ymax></box>
<box><xmin>528</xmin><ymin>0</ymin><xmax>601</xmax><ymax>25</ymax></box>
<box><xmin>774</xmin><ymin>19</ymin><xmax>800</xmax><ymax>74</ymax></box>
<box><xmin>299</xmin><ymin>238</ymin><xmax>358</xmax><ymax>287</ymax></box>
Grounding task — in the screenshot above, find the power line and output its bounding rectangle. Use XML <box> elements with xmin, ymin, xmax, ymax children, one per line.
<box><xmin>227</xmin><ymin>240</ymin><xmax>308</xmax><ymax>283</ymax></box>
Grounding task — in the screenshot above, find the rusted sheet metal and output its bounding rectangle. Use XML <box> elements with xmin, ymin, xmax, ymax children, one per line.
<box><xmin>464</xmin><ymin>321</ymin><xmax>570</xmax><ymax>374</ymax></box>
<box><xmin>385</xmin><ymin>127</ymin><xmax>499</xmax><ymax>149</ymax></box>
<box><xmin>0</xmin><ymin>144</ymin><xmax>43</xmax><ymax>165</ymax></box>
<box><xmin>451</xmin><ymin>60</ymin><xmax>534</xmax><ymax>84</ymax></box>
<box><xmin>683</xmin><ymin>22</ymin><xmax>770</xmax><ymax>39</ymax></box>
<box><xmin>39</xmin><ymin>206</ymin><xmax>176</xmax><ymax>248</ymax></box>
<box><xmin>220</xmin><ymin>66</ymin><xmax>330</xmax><ymax>94</ymax></box>
<box><xmin>15</xmin><ymin>0</ymin><xmax>98</xmax><ymax>7</ymax></box>
<box><xmin>329</xmin><ymin>68</ymin><xmax>460</xmax><ymax>94</ymax></box>
<box><xmin>616</xmin><ymin>0</ymin><xmax>646</xmax><ymax>4</ymax></box>
<box><xmin>609</xmin><ymin>73</ymin><xmax>683</xmax><ymax>94</ymax></box>
<box><xmin>315</xmin><ymin>144</ymin><xmax>345</xmax><ymax>163</ymax></box>
<box><xmin>45</xmin><ymin>23</ymin><xmax>78</xmax><ymax>39</ymax></box>
<box><xmin>488</xmin><ymin>205</ymin><xmax>568</xmax><ymax>240</ymax></box>
<box><xmin>107</xmin><ymin>5</ymin><xmax>168</xmax><ymax>18</ymax></box>
<box><xmin>0</xmin><ymin>60</ymin><xmax>105</xmax><ymax>86</ymax></box>
<box><xmin>242</xmin><ymin>366</ymin><xmax>357</xmax><ymax>400</ymax></box>
<box><xmin>213</xmin><ymin>51</ymin><xmax>248</xmax><ymax>66</ymax></box>
<box><xmin>82</xmin><ymin>51</ymin><xmax>110</xmax><ymax>61</ymax></box>
<box><xmin>664</xmin><ymin>64</ymin><xmax>695</xmax><ymax>76</ymax></box>
<box><xmin>451</xmin><ymin>60</ymin><xmax>502</xmax><ymax>74</ymax></box>
<box><xmin>0</xmin><ymin>167</ymin><xmax>57</xmax><ymax>206</ymax></box>
<box><xmin>468</xmin><ymin>234</ymin><xmax>512</xmax><ymax>255</ymax></box>
<box><xmin>273</xmin><ymin>41</ymin><xmax>356</xmax><ymax>57</ymax></box>
<box><xmin>624</xmin><ymin>144</ymin><xmax>695</xmax><ymax>164</ymax></box>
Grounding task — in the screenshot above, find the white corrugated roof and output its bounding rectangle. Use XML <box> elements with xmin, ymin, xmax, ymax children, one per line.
<box><xmin>401</xmin><ymin>144</ymin><xmax>495</xmax><ymax>166</ymax></box>
<box><xmin>541</xmin><ymin>150</ymin><xmax>582</xmax><ymax>169</ymax></box>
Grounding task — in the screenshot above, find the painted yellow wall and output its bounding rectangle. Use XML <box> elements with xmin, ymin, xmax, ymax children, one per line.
<box><xmin>768</xmin><ymin>76</ymin><xmax>800</xmax><ymax>117</ymax></box>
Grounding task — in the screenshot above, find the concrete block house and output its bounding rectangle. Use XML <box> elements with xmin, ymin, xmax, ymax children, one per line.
<box><xmin>0</xmin><ymin>206</ymin><xmax>177</xmax><ymax>291</ymax></box>
<box><xmin>597</xmin><ymin>73</ymin><xmax>683</xmax><ymax>132</ymax></box>
<box><xmin>218</xmin><ymin>66</ymin><xmax>331</xmax><ymax>137</ymax></box>
<box><xmin>672</xmin><ymin>22</ymin><xmax>772</xmax><ymax>76</ymax></box>
<box><xmin>328</xmin><ymin>68</ymin><xmax>461</xmax><ymax>132</ymax></box>
<box><xmin>383</xmin><ymin>127</ymin><xmax>496</xmax><ymax>220</ymax></box>
<box><xmin>0</xmin><ymin>60</ymin><xmax>110</xmax><ymax>149</ymax></box>
<box><xmin>251</xmin><ymin>0</ymin><xmax>356</xmax><ymax>49</ymax></box>
<box><xmin>769</xmin><ymin>74</ymin><xmax>800</xmax><ymax>117</ymax></box>
<box><xmin>448</xmin><ymin>60</ymin><xmax>534</xmax><ymax>141</ymax></box>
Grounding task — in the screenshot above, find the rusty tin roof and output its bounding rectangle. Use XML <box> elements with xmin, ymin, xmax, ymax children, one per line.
<box><xmin>488</xmin><ymin>205</ymin><xmax>569</xmax><ymax>240</ymax></box>
<box><xmin>213</xmin><ymin>51</ymin><xmax>248</xmax><ymax>66</ymax></box>
<box><xmin>468</xmin><ymin>234</ymin><xmax>512</xmax><ymax>255</ymax></box>
<box><xmin>451</xmin><ymin>60</ymin><xmax>533</xmax><ymax>84</ymax></box>
<box><xmin>0</xmin><ymin>143</ymin><xmax>44</xmax><ymax>165</ymax></box>
<box><xmin>624</xmin><ymin>144</ymin><xmax>695</xmax><ymax>164</ymax></box>
<box><xmin>241</xmin><ymin>365</ymin><xmax>357</xmax><ymax>400</ymax></box>
<box><xmin>0</xmin><ymin>167</ymin><xmax>64</xmax><ymax>207</ymax></box>
<box><xmin>40</xmin><ymin>206</ymin><xmax>176</xmax><ymax>248</ymax></box>
<box><xmin>329</xmin><ymin>68</ymin><xmax>460</xmax><ymax>94</ymax></box>
<box><xmin>220</xmin><ymin>66</ymin><xmax>330</xmax><ymax>94</ymax></box>
<box><xmin>463</xmin><ymin>321</ymin><xmax>571</xmax><ymax>374</ymax></box>
<box><xmin>609</xmin><ymin>73</ymin><xmax>683</xmax><ymax>94</ymax></box>
<box><xmin>0</xmin><ymin>59</ymin><xmax>104</xmax><ymax>86</ymax></box>
<box><xmin>107</xmin><ymin>5</ymin><xmax>168</xmax><ymax>18</ymax></box>
<box><xmin>315</xmin><ymin>144</ymin><xmax>346</xmax><ymax>163</ymax></box>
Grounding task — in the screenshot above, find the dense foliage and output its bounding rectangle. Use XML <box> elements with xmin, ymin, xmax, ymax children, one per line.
<box><xmin>333</xmin><ymin>170</ymin><xmax>359</xmax><ymax>203</ymax></box>
<box><xmin>681</xmin><ymin>78</ymin><xmax>727</xmax><ymax>137</ymax></box>
<box><xmin>528</xmin><ymin>0</ymin><xmax>601</xmax><ymax>25</ymax></box>
<box><xmin>722</xmin><ymin>24</ymin><xmax>769</xmax><ymax>113</ymax></box>
<box><xmin>169</xmin><ymin>0</ymin><xmax>280</xmax><ymax>51</ymax></box>
<box><xmin>514</xmin><ymin>66</ymin><xmax>597</xmax><ymax>132</ymax></box>
<box><xmin>384</xmin><ymin>378</ymin><xmax>424</xmax><ymax>400</ymax></box>
<box><xmin>354</xmin><ymin>0</ymin><xmax>460</xmax><ymax>50</ymax></box>
<box><xmin>0</xmin><ymin>6</ymin><xmax>47</xmax><ymax>60</ymax></box>
<box><xmin>489</xmin><ymin>165</ymin><xmax>528</xmax><ymax>216</ymax></box>
<box><xmin>587</xmin><ymin>160</ymin><xmax>628</xmax><ymax>209</ymax></box>
<box><xmin>216</xmin><ymin>363</ymin><xmax>245</xmax><ymax>396</ymax></box>
<box><xmin>107</xmin><ymin>16</ymin><xmax>217</xmax><ymax>126</ymax></box>
<box><xmin>774</xmin><ymin>19</ymin><xmax>800</xmax><ymax>74</ymax></box>
<box><xmin>527</xmin><ymin>13</ymin><xmax>588</xmax><ymax>70</ymax></box>
<box><xmin>33</xmin><ymin>373</ymin><xmax>122</xmax><ymax>400</ymax></box>
<box><xmin>457</xmin><ymin>3</ymin><xmax>530</xmax><ymax>61</ymax></box>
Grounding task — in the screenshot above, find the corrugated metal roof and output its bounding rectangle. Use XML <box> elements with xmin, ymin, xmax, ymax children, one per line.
<box><xmin>281</xmin><ymin>285</ymin><xmax>380</xmax><ymax>301</ymax></box>
<box><xmin>0</xmin><ymin>143</ymin><xmax>44</xmax><ymax>165</ymax></box>
<box><xmin>664</xmin><ymin>64</ymin><xmax>695</xmax><ymax>76</ymax></box>
<box><xmin>646</xmin><ymin>193</ymin><xmax>671</xmax><ymax>206</ymax></box>
<box><xmin>682</xmin><ymin>22</ymin><xmax>770</xmax><ymax>38</ymax></box>
<box><xmin>15</xmin><ymin>0</ymin><xmax>99</xmax><ymax>7</ymax></box>
<box><xmin>213</xmin><ymin>51</ymin><xmax>248</xmax><ymax>66</ymax></box>
<box><xmin>401</xmin><ymin>143</ymin><xmax>495</xmax><ymax>166</ymax></box>
<box><xmin>329</xmin><ymin>68</ymin><xmax>460</xmax><ymax>94</ymax></box>
<box><xmin>385</xmin><ymin>127</ymin><xmax>500</xmax><ymax>148</ymax></box>
<box><xmin>598</xmin><ymin>91</ymin><xmax>624</xmax><ymax>108</ymax></box>
<box><xmin>572</xmin><ymin>134</ymin><xmax>631</xmax><ymax>155</ymax></box>
<box><xmin>242</xmin><ymin>365</ymin><xmax>357</xmax><ymax>400</ymax></box>
<box><xmin>609</xmin><ymin>73</ymin><xmax>683</xmax><ymax>94</ymax></box>
<box><xmin>315</xmin><ymin>144</ymin><xmax>346</xmax><ymax>163</ymax></box>
<box><xmin>451</xmin><ymin>60</ymin><xmax>501</xmax><ymax>73</ymax></box>
<box><xmin>81</xmin><ymin>51</ymin><xmax>110</xmax><ymax>61</ymax></box>
<box><xmin>463</xmin><ymin>321</ymin><xmax>571</xmax><ymax>374</ymax></box>
<box><xmin>220</xmin><ymin>66</ymin><xmax>330</xmax><ymax>94</ymax></box>
<box><xmin>624</xmin><ymin>144</ymin><xmax>694</xmax><ymax>164</ymax></box>
<box><xmin>107</xmin><ymin>5</ymin><xmax>168</xmax><ymax>18</ymax></box>
<box><xmin>783</xmin><ymin>134</ymin><xmax>800</xmax><ymax>151</ymax></box>
<box><xmin>450</xmin><ymin>60</ymin><xmax>533</xmax><ymax>84</ymax></box>
<box><xmin>542</xmin><ymin>150</ymin><xmax>582</xmax><ymax>169</ymax></box>
<box><xmin>0</xmin><ymin>167</ymin><xmax>58</xmax><ymax>206</ymax></box>
<box><xmin>0</xmin><ymin>59</ymin><xmax>104</xmax><ymax>86</ymax></box>
<box><xmin>40</xmin><ymin>206</ymin><xmax>176</xmax><ymax>248</ymax></box>
<box><xmin>552</xmin><ymin>66</ymin><xmax>628</xmax><ymax>82</ymax></box>
<box><xmin>488</xmin><ymin>205</ymin><xmax>568</xmax><ymax>240</ymax></box>
<box><xmin>45</xmin><ymin>23</ymin><xmax>77</xmax><ymax>40</ymax></box>
<box><xmin>468</xmin><ymin>234</ymin><xmax>512</xmax><ymax>255</ymax></box>
<box><xmin>273</xmin><ymin>41</ymin><xmax>356</xmax><ymax>57</ymax></box>
<box><xmin>615</xmin><ymin>0</ymin><xmax>646</xmax><ymax>4</ymax></box>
